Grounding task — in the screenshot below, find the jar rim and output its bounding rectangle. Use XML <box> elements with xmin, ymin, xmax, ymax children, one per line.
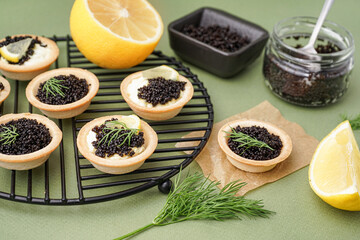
<box><xmin>273</xmin><ymin>16</ymin><xmax>355</xmax><ymax>58</ymax></box>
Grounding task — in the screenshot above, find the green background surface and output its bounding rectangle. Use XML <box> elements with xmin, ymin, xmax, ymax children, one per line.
<box><xmin>1</xmin><ymin>0</ymin><xmax>360</xmax><ymax>239</ymax></box>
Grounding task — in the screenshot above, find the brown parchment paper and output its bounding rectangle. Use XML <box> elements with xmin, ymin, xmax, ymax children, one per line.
<box><xmin>175</xmin><ymin>101</ymin><xmax>319</xmax><ymax>195</ymax></box>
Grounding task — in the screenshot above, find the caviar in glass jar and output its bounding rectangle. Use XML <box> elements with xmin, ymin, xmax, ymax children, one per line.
<box><xmin>263</xmin><ymin>17</ymin><xmax>354</xmax><ymax>107</ymax></box>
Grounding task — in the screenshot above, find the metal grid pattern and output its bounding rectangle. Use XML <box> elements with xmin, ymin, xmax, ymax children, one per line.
<box><xmin>0</xmin><ymin>36</ymin><xmax>213</xmax><ymax>205</ymax></box>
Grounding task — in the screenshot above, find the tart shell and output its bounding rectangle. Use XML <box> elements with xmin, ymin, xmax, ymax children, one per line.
<box><xmin>120</xmin><ymin>71</ymin><xmax>194</xmax><ymax>121</ymax></box>
<box><xmin>218</xmin><ymin>119</ymin><xmax>292</xmax><ymax>173</ymax></box>
<box><xmin>77</xmin><ymin>115</ymin><xmax>158</xmax><ymax>174</ymax></box>
<box><xmin>0</xmin><ymin>76</ymin><xmax>11</xmax><ymax>104</ymax></box>
<box><xmin>26</xmin><ymin>68</ymin><xmax>100</xmax><ymax>119</ymax></box>
<box><xmin>0</xmin><ymin>113</ymin><xmax>62</xmax><ymax>170</ymax></box>
<box><xmin>0</xmin><ymin>35</ymin><xmax>59</xmax><ymax>81</ymax></box>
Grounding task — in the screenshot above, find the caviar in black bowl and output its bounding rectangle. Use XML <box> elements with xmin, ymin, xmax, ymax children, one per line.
<box><xmin>36</xmin><ymin>74</ymin><xmax>89</xmax><ymax>105</ymax></box>
<box><xmin>168</xmin><ymin>7</ymin><xmax>269</xmax><ymax>77</ymax></box>
<box><xmin>181</xmin><ymin>24</ymin><xmax>250</xmax><ymax>53</ymax></box>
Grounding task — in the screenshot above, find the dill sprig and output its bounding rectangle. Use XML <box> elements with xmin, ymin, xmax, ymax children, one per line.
<box><xmin>225</xmin><ymin>127</ymin><xmax>274</xmax><ymax>152</ymax></box>
<box><xmin>341</xmin><ymin>114</ymin><xmax>360</xmax><ymax>130</ymax></box>
<box><xmin>0</xmin><ymin>125</ymin><xmax>19</xmax><ymax>145</ymax></box>
<box><xmin>42</xmin><ymin>78</ymin><xmax>69</xmax><ymax>98</ymax></box>
<box><xmin>115</xmin><ymin>171</ymin><xmax>274</xmax><ymax>240</ymax></box>
<box><xmin>98</xmin><ymin>120</ymin><xmax>140</xmax><ymax>147</ymax></box>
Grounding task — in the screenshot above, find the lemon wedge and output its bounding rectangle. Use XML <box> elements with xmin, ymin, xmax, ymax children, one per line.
<box><xmin>142</xmin><ymin>65</ymin><xmax>179</xmax><ymax>81</ymax></box>
<box><xmin>105</xmin><ymin>114</ymin><xmax>141</xmax><ymax>130</ymax></box>
<box><xmin>0</xmin><ymin>38</ymin><xmax>32</xmax><ymax>63</ymax></box>
<box><xmin>309</xmin><ymin>120</ymin><xmax>360</xmax><ymax>211</ymax></box>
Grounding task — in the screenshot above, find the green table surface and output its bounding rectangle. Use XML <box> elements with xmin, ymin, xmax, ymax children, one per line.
<box><xmin>1</xmin><ymin>0</ymin><xmax>360</xmax><ymax>239</ymax></box>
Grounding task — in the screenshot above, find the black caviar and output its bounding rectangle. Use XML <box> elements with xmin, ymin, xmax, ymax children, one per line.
<box><xmin>227</xmin><ymin>126</ymin><xmax>282</xmax><ymax>160</ymax></box>
<box><xmin>137</xmin><ymin>77</ymin><xmax>186</xmax><ymax>106</ymax></box>
<box><xmin>304</xmin><ymin>42</ymin><xmax>341</xmax><ymax>54</ymax></box>
<box><xmin>36</xmin><ymin>74</ymin><xmax>89</xmax><ymax>105</ymax></box>
<box><xmin>0</xmin><ymin>118</ymin><xmax>52</xmax><ymax>155</ymax></box>
<box><xmin>263</xmin><ymin>35</ymin><xmax>350</xmax><ymax>106</ymax></box>
<box><xmin>91</xmin><ymin>118</ymin><xmax>145</xmax><ymax>158</ymax></box>
<box><xmin>0</xmin><ymin>82</ymin><xmax>4</xmax><ymax>91</ymax></box>
<box><xmin>0</xmin><ymin>35</ymin><xmax>46</xmax><ymax>65</ymax></box>
<box><xmin>286</xmin><ymin>35</ymin><xmax>342</xmax><ymax>54</ymax></box>
<box><xmin>181</xmin><ymin>24</ymin><xmax>250</xmax><ymax>52</ymax></box>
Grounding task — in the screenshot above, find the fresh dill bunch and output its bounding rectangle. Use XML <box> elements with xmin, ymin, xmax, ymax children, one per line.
<box><xmin>341</xmin><ymin>114</ymin><xmax>360</xmax><ymax>130</ymax></box>
<box><xmin>225</xmin><ymin>127</ymin><xmax>274</xmax><ymax>152</ymax></box>
<box><xmin>0</xmin><ymin>125</ymin><xmax>19</xmax><ymax>145</ymax></box>
<box><xmin>42</xmin><ymin>78</ymin><xmax>69</xmax><ymax>98</ymax></box>
<box><xmin>115</xmin><ymin>171</ymin><xmax>274</xmax><ymax>240</ymax></box>
<box><xmin>98</xmin><ymin>120</ymin><xmax>140</xmax><ymax>147</ymax></box>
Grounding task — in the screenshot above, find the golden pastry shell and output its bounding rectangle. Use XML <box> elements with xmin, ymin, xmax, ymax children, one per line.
<box><xmin>26</xmin><ymin>67</ymin><xmax>99</xmax><ymax>119</ymax></box>
<box><xmin>0</xmin><ymin>113</ymin><xmax>62</xmax><ymax>170</ymax></box>
<box><xmin>218</xmin><ymin>119</ymin><xmax>293</xmax><ymax>173</ymax></box>
<box><xmin>0</xmin><ymin>35</ymin><xmax>59</xmax><ymax>81</ymax></box>
<box><xmin>120</xmin><ymin>71</ymin><xmax>194</xmax><ymax>121</ymax></box>
<box><xmin>0</xmin><ymin>76</ymin><xmax>11</xmax><ymax>104</ymax></box>
<box><xmin>76</xmin><ymin>115</ymin><xmax>158</xmax><ymax>174</ymax></box>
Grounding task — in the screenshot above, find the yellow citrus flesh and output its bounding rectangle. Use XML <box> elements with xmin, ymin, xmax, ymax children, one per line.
<box><xmin>105</xmin><ymin>115</ymin><xmax>141</xmax><ymax>129</ymax></box>
<box><xmin>0</xmin><ymin>38</ymin><xmax>32</xmax><ymax>63</ymax></box>
<box><xmin>120</xmin><ymin>114</ymin><xmax>141</xmax><ymax>129</ymax></box>
<box><xmin>0</xmin><ymin>47</ymin><xmax>19</xmax><ymax>63</ymax></box>
<box><xmin>70</xmin><ymin>0</ymin><xmax>163</xmax><ymax>69</ymax></box>
<box><xmin>142</xmin><ymin>65</ymin><xmax>179</xmax><ymax>80</ymax></box>
<box><xmin>309</xmin><ymin>121</ymin><xmax>360</xmax><ymax>211</ymax></box>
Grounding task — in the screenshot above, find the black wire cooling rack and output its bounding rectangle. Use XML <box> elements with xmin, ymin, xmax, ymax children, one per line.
<box><xmin>0</xmin><ymin>35</ymin><xmax>214</xmax><ymax>205</ymax></box>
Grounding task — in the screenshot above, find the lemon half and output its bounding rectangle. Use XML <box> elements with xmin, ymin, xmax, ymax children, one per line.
<box><xmin>70</xmin><ymin>0</ymin><xmax>163</xmax><ymax>69</ymax></box>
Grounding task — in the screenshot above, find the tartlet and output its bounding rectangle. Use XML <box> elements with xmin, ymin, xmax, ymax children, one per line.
<box><xmin>0</xmin><ymin>113</ymin><xmax>62</xmax><ymax>170</ymax></box>
<box><xmin>0</xmin><ymin>76</ymin><xmax>11</xmax><ymax>104</ymax></box>
<box><xmin>26</xmin><ymin>68</ymin><xmax>99</xmax><ymax>119</ymax></box>
<box><xmin>0</xmin><ymin>35</ymin><xmax>59</xmax><ymax>81</ymax></box>
<box><xmin>120</xmin><ymin>71</ymin><xmax>194</xmax><ymax>121</ymax></box>
<box><xmin>77</xmin><ymin>115</ymin><xmax>158</xmax><ymax>174</ymax></box>
<box><xmin>218</xmin><ymin>119</ymin><xmax>292</xmax><ymax>173</ymax></box>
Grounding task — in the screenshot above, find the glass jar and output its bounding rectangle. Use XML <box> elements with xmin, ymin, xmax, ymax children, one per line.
<box><xmin>263</xmin><ymin>16</ymin><xmax>355</xmax><ymax>107</ymax></box>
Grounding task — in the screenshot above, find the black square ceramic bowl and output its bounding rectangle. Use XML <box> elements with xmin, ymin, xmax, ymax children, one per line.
<box><xmin>168</xmin><ymin>7</ymin><xmax>269</xmax><ymax>78</ymax></box>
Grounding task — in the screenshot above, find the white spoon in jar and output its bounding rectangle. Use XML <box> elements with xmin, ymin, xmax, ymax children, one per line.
<box><xmin>300</xmin><ymin>0</ymin><xmax>334</xmax><ymax>54</ymax></box>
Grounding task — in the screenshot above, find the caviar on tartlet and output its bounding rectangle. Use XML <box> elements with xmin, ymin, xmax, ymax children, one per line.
<box><xmin>0</xmin><ymin>76</ymin><xmax>11</xmax><ymax>104</ymax></box>
<box><xmin>0</xmin><ymin>113</ymin><xmax>62</xmax><ymax>170</ymax></box>
<box><xmin>77</xmin><ymin>115</ymin><xmax>158</xmax><ymax>174</ymax></box>
<box><xmin>121</xmin><ymin>66</ymin><xmax>194</xmax><ymax>121</ymax></box>
<box><xmin>0</xmin><ymin>35</ymin><xmax>59</xmax><ymax>81</ymax></box>
<box><xmin>226</xmin><ymin>125</ymin><xmax>283</xmax><ymax>160</ymax></box>
<box><xmin>218</xmin><ymin>119</ymin><xmax>292</xmax><ymax>173</ymax></box>
<box><xmin>26</xmin><ymin>68</ymin><xmax>99</xmax><ymax>119</ymax></box>
<box><xmin>91</xmin><ymin>118</ymin><xmax>145</xmax><ymax>159</ymax></box>
<box><xmin>36</xmin><ymin>74</ymin><xmax>89</xmax><ymax>105</ymax></box>
<box><xmin>137</xmin><ymin>77</ymin><xmax>187</xmax><ymax>106</ymax></box>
